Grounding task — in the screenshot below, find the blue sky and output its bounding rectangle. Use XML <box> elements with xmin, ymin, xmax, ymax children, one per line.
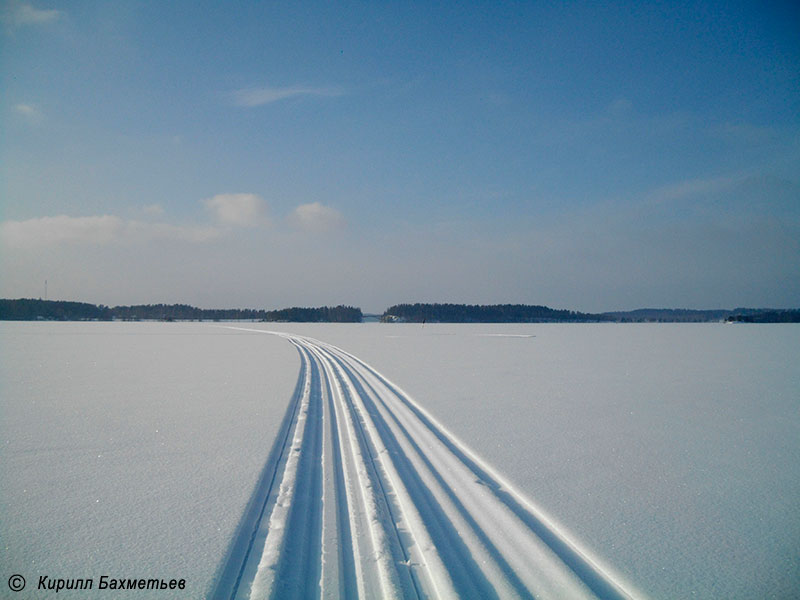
<box><xmin>2</xmin><ymin>0</ymin><xmax>798</xmax><ymax>312</ymax></box>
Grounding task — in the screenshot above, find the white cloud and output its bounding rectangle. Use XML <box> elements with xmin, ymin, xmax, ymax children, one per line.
<box><xmin>13</xmin><ymin>103</ymin><xmax>43</xmax><ymax>123</ymax></box>
<box><xmin>204</xmin><ymin>193</ymin><xmax>268</xmax><ymax>227</ymax></box>
<box><xmin>4</xmin><ymin>1</ymin><xmax>60</xmax><ymax>27</ymax></box>
<box><xmin>14</xmin><ymin>103</ymin><xmax>37</xmax><ymax>116</ymax></box>
<box><xmin>142</xmin><ymin>204</ymin><xmax>165</xmax><ymax>215</ymax></box>
<box><xmin>0</xmin><ymin>215</ymin><xmax>220</xmax><ymax>248</ymax></box>
<box><xmin>232</xmin><ymin>85</ymin><xmax>344</xmax><ymax>107</ymax></box>
<box><xmin>288</xmin><ymin>202</ymin><xmax>344</xmax><ymax>232</ymax></box>
<box><xmin>1</xmin><ymin>215</ymin><xmax>123</xmax><ymax>247</ymax></box>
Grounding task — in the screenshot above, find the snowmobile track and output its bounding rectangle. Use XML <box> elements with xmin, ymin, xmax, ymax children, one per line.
<box><xmin>212</xmin><ymin>328</ymin><xmax>637</xmax><ymax>600</ymax></box>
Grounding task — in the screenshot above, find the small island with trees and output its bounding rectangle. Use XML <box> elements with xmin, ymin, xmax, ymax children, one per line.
<box><xmin>381</xmin><ymin>303</ymin><xmax>605</xmax><ymax>323</ymax></box>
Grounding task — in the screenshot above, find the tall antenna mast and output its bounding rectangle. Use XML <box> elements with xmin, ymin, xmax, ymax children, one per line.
<box><xmin>45</xmin><ymin>279</ymin><xmax>47</xmax><ymax>301</ymax></box>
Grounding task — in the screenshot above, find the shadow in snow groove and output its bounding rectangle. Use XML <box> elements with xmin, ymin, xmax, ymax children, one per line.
<box><xmin>338</xmin><ymin>359</ymin><xmax>532</xmax><ymax>600</ymax></box>
<box><xmin>210</xmin><ymin>347</ymin><xmax>307</xmax><ymax>600</ymax></box>
<box><xmin>322</xmin><ymin>345</ymin><xmax>422</xmax><ymax>600</ymax></box>
<box><xmin>336</xmin><ymin>360</ymin><xmax>501</xmax><ymax>600</ymax></box>
<box><xmin>270</xmin><ymin>344</ymin><xmax>324</xmax><ymax>599</ymax></box>
<box><xmin>321</xmin><ymin>355</ymin><xmax>358</xmax><ymax>600</ymax></box>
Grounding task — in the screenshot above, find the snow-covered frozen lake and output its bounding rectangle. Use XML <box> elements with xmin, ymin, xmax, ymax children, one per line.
<box><xmin>2</xmin><ymin>322</ymin><xmax>798</xmax><ymax>599</ymax></box>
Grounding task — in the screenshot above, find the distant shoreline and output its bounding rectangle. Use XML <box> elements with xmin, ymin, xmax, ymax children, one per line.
<box><xmin>2</xmin><ymin>299</ymin><xmax>798</xmax><ymax>323</ymax></box>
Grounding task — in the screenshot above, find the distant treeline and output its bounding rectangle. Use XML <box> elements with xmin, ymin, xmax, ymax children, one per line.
<box><xmin>0</xmin><ymin>299</ymin><xmax>362</xmax><ymax>322</ymax></box>
<box><xmin>111</xmin><ymin>303</ymin><xmax>362</xmax><ymax>322</ymax></box>
<box><xmin>2</xmin><ymin>298</ymin><xmax>797</xmax><ymax>324</ymax></box>
<box><xmin>0</xmin><ymin>299</ymin><xmax>110</xmax><ymax>321</ymax></box>
<box><xmin>602</xmin><ymin>308</ymin><xmax>733</xmax><ymax>322</ymax></box>
<box><xmin>382</xmin><ymin>304</ymin><xmax>800</xmax><ymax>323</ymax></box>
<box><xmin>382</xmin><ymin>303</ymin><xmax>606</xmax><ymax>323</ymax></box>
<box><xmin>725</xmin><ymin>310</ymin><xmax>800</xmax><ymax>323</ymax></box>
<box><xmin>603</xmin><ymin>308</ymin><xmax>800</xmax><ymax>323</ymax></box>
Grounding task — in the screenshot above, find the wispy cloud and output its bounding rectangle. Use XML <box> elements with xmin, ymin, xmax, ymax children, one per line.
<box><xmin>607</xmin><ymin>97</ymin><xmax>632</xmax><ymax>116</ymax></box>
<box><xmin>232</xmin><ymin>85</ymin><xmax>344</xmax><ymax>107</ymax></box>
<box><xmin>125</xmin><ymin>221</ymin><xmax>221</xmax><ymax>243</ymax></box>
<box><xmin>3</xmin><ymin>1</ymin><xmax>61</xmax><ymax>27</ymax></box>
<box><xmin>644</xmin><ymin>175</ymin><xmax>740</xmax><ymax>205</ymax></box>
<box><xmin>288</xmin><ymin>202</ymin><xmax>344</xmax><ymax>232</ymax></box>
<box><xmin>204</xmin><ymin>193</ymin><xmax>268</xmax><ymax>226</ymax></box>
<box><xmin>13</xmin><ymin>103</ymin><xmax>43</xmax><ymax>123</ymax></box>
<box><xmin>0</xmin><ymin>215</ymin><xmax>220</xmax><ymax>248</ymax></box>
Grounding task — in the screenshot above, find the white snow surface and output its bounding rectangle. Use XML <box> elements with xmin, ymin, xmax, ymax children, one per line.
<box><xmin>1</xmin><ymin>322</ymin><xmax>299</xmax><ymax>598</ymax></box>
<box><xmin>2</xmin><ymin>321</ymin><xmax>799</xmax><ymax>599</ymax></box>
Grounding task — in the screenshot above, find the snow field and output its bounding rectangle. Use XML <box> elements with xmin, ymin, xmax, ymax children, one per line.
<box><xmin>3</xmin><ymin>322</ymin><xmax>798</xmax><ymax>599</ymax></box>
<box><xmin>1</xmin><ymin>322</ymin><xmax>299</xmax><ymax>598</ymax></box>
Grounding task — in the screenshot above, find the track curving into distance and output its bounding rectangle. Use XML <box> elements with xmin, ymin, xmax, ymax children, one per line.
<box><xmin>211</xmin><ymin>328</ymin><xmax>637</xmax><ymax>600</ymax></box>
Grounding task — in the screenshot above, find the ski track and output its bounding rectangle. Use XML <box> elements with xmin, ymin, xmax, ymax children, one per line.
<box><xmin>211</xmin><ymin>328</ymin><xmax>638</xmax><ymax>600</ymax></box>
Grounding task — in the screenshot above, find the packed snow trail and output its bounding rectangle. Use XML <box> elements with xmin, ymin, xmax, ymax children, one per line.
<box><xmin>212</xmin><ymin>329</ymin><xmax>638</xmax><ymax>600</ymax></box>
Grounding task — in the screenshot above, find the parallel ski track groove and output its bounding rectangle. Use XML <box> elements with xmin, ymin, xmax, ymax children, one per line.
<box><xmin>338</xmin><ymin>356</ymin><xmax>534</xmax><ymax>600</ymax></box>
<box><xmin>316</xmin><ymin>345</ymin><xmax>424</xmax><ymax>600</ymax></box>
<box><xmin>318</xmin><ymin>348</ymin><xmax>358</xmax><ymax>599</ymax></box>
<box><xmin>271</xmin><ymin>341</ymin><xmax>324</xmax><ymax>599</ymax></box>
<box><xmin>213</xmin><ymin>327</ymin><xmax>639</xmax><ymax>600</ymax></box>
<box><xmin>332</xmin><ymin>352</ymin><xmax>501</xmax><ymax>600</ymax></box>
